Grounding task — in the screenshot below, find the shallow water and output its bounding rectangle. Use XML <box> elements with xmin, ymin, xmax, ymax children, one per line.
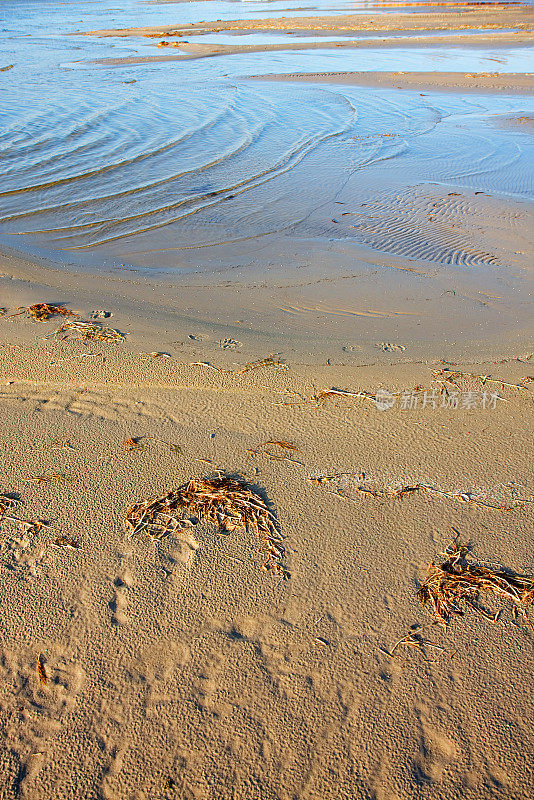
<box><xmin>0</xmin><ymin>0</ymin><xmax>533</xmax><ymax>275</ymax></box>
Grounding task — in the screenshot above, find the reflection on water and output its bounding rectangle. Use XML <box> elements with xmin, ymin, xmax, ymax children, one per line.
<box><xmin>94</xmin><ymin>44</ymin><xmax>534</xmax><ymax>71</ymax></box>
<box><xmin>159</xmin><ymin>27</ymin><xmax>523</xmax><ymax>44</ymax></box>
<box><xmin>0</xmin><ymin>0</ymin><xmax>533</xmax><ymax>272</ymax></box>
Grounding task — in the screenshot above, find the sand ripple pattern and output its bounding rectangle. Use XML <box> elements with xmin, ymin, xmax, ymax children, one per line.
<box><xmin>348</xmin><ymin>187</ymin><xmax>504</xmax><ymax>266</ymax></box>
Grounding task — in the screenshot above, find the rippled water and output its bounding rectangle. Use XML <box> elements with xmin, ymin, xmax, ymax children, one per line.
<box><xmin>1</xmin><ymin>0</ymin><xmax>533</xmax><ymax>273</ymax></box>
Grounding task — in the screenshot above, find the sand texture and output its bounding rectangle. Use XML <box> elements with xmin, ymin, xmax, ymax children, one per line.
<box><xmin>0</xmin><ymin>328</ymin><xmax>533</xmax><ymax>799</ymax></box>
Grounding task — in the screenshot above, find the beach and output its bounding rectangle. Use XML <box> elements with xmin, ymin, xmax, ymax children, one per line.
<box><xmin>0</xmin><ymin>323</ymin><xmax>533</xmax><ymax>799</ymax></box>
<box><xmin>0</xmin><ymin>0</ymin><xmax>533</xmax><ymax>797</ymax></box>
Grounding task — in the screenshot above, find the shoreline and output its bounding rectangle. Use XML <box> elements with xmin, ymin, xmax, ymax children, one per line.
<box><xmin>83</xmin><ymin>7</ymin><xmax>534</xmax><ymax>37</ymax></box>
<box><xmin>249</xmin><ymin>69</ymin><xmax>534</xmax><ymax>93</ymax></box>
<box><xmin>85</xmin><ymin>6</ymin><xmax>534</xmax><ymax>68</ymax></box>
<box><xmin>93</xmin><ymin>37</ymin><xmax>534</xmax><ymax>68</ymax></box>
<box><xmin>2</xmin><ymin>239</ymin><xmax>534</xmax><ymax>367</ymax></box>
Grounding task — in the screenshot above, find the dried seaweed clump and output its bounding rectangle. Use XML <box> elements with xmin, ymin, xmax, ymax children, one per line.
<box><xmin>55</xmin><ymin>320</ymin><xmax>124</xmax><ymax>342</ymax></box>
<box><xmin>431</xmin><ymin>369</ymin><xmax>527</xmax><ymax>392</ymax></box>
<box><xmin>125</xmin><ymin>476</ymin><xmax>290</xmax><ymax>579</ymax></box>
<box><xmin>36</xmin><ymin>654</ymin><xmax>48</xmax><ymax>688</ymax></box>
<box><xmin>0</xmin><ymin>494</ymin><xmax>19</xmax><ymax>517</ymax></box>
<box><xmin>27</xmin><ymin>303</ymin><xmax>76</xmax><ymax>321</ymax></box>
<box><xmin>0</xmin><ymin>494</ymin><xmax>46</xmax><ymax>533</ymax></box>
<box><xmin>308</xmin><ymin>474</ymin><xmax>533</xmax><ymax>511</ymax></box>
<box><xmin>238</xmin><ymin>355</ymin><xmax>287</xmax><ymax>374</ymax></box>
<box><xmin>123</xmin><ymin>437</ymin><xmax>147</xmax><ymax>452</ymax></box>
<box><xmin>418</xmin><ymin>542</ymin><xmax>534</xmax><ymax>628</ymax></box>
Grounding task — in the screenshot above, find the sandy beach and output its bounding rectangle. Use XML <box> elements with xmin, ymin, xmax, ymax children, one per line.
<box><xmin>86</xmin><ymin>6</ymin><xmax>534</xmax><ymax>37</ymax></box>
<box><xmin>0</xmin><ymin>315</ymin><xmax>533</xmax><ymax>799</ymax></box>
<box><xmin>1</xmin><ymin>0</ymin><xmax>533</xmax><ymax>797</ymax></box>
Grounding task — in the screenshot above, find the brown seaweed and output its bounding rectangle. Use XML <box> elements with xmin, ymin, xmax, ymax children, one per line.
<box><xmin>418</xmin><ymin>541</ymin><xmax>534</xmax><ymax>629</ymax></box>
<box><xmin>125</xmin><ymin>475</ymin><xmax>290</xmax><ymax>579</ymax></box>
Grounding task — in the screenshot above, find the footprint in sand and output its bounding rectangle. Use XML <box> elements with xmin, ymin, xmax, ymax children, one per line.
<box><xmin>109</xmin><ymin>568</ymin><xmax>134</xmax><ymax>627</ymax></box>
<box><xmin>218</xmin><ymin>338</ymin><xmax>242</xmax><ymax>350</ymax></box>
<box><xmin>1</xmin><ymin>526</ymin><xmax>45</xmax><ymax>577</ymax></box>
<box><xmin>341</xmin><ymin>344</ymin><xmax>363</xmax><ymax>353</ymax></box>
<box><xmin>40</xmin><ymin>649</ymin><xmax>86</xmax><ymax>712</ymax></box>
<box><xmin>0</xmin><ymin>643</ymin><xmax>86</xmax><ymax>794</ymax></box>
<box><xmin>377</xmin><ymin>342</ymin><xmax>406</xmax><ymax>353</ymax></box>
<box><xmin>412</xmin><ymin>706</ymin><xmax>459</xmax><ymax>784</ymax></box>
<box><xmin>157</xmin><ymin>531</ymin><xmax>200</xmax><ymax>591</ymax></box>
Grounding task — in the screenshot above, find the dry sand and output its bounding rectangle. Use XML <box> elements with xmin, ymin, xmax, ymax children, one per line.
<box><xmin>85</xmin><ymin>7</ymin><xmax>534</xmax><ymax>38</ymax></box>
<box><xmin>0</xmin><ymin>309</ymin><xmax>533</xmax><ymax>799</ymax></box>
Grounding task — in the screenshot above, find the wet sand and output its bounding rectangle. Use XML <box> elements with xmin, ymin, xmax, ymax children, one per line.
<box><xmin>253</xmin><ymin>69</ymin><xmax>534</xmax><ymax>92</ymax></box>
<box><xmin>2</xmin><ymin>167</ymin><xmax>533</xmax><ymax>363</ymax></box>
